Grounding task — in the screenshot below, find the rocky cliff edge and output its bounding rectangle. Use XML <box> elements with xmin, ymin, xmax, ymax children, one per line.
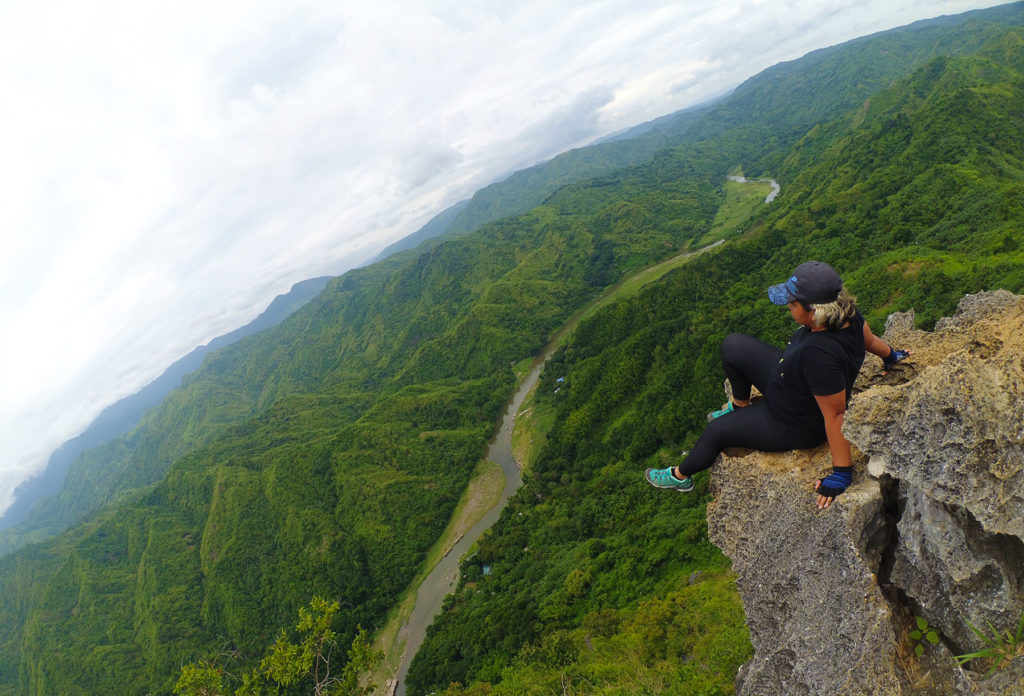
<box><xmin>707</xmin><ymin>290</ymin><xmax>1024</xmax><ymax>696</ymax></box>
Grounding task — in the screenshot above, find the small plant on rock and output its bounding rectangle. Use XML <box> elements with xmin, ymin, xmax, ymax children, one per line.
<box><xmin>909</xmin><ymin>616</ymin><xmax>940</xmax><ymax>658</ymax></box>
<box><xmin>955</xmin><ymin>613</ymin><xmax>1024</xmax><ymax>677</ymax></box>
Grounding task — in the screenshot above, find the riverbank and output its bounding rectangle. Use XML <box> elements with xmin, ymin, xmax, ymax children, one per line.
<box><xmin>372</xmin><ymin>236</ymin><xmax>740</xmax><ymax>695</ymax></box>
<box><xmin>370</xmin><ymin>458</ymin><xmax>505</xmax><ymax>691</ymax></box>
<box><xmin>726</xmin><ymin>174</ymin><xmax>780</xmax><ymax>202</ymax></box>
<box><xmin>691</xmin><ymin>171</ymin><xmax>780</xmax><ymax>248</ymax></box>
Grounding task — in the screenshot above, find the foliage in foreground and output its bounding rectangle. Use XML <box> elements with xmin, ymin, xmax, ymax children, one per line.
<box><xmin>175</xmin><ymin>598</ymin><xmax>380</xmax><ymax>696</ymax></box>
<box><xmin>955</xmin><ymin>613</ymin><xmax>1024</xmax><ymax>677</ymax></box>
<box><xmin>436</xmin><ymin>571</ymin><xmax>750</xmax><ymax>696</ymax></box>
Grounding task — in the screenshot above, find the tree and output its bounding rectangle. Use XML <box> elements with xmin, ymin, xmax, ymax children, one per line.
<box><xmin>174</xmin><ymin>660</ymin><xmax>226</xmax><ymax>696</ymax></box>
<box><xmin>176</xmin><ymin>597</ymin><xmax>381</xmax><ymax>696</ymax></box>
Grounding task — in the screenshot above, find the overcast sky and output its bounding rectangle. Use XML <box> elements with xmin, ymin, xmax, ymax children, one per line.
<box><xmin>0</xmin><ymin>0</ymin><xmax>1008</xmax><ymax>515</ymax></box>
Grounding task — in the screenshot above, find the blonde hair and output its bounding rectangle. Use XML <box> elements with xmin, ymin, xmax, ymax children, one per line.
<box><xmin>811</xmin><ymin>288</ymin><xmax>858</xmax><ymax>330</ymax></box>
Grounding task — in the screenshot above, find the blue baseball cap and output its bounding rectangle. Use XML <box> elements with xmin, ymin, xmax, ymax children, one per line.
<box><xmin>768</xmin><ymin>261</ymin><xmax>843</xmax><ymax>305</ymax></box>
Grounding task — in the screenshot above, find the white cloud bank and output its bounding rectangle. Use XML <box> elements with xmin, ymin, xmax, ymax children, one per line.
<box><xmin>0</xmin><ymin>0</ymin><xmax>1006</xmax><ymax>513</ymax></box>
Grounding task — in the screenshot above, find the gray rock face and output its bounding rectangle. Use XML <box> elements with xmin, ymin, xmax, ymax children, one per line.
<box><xmin>847</xmin><ymin>291</ymin><xmax>1024</xmax><ymax>539</ymax></box>
<box><xmin>708</xmin><ymin>448</ymin><xmax>904</xmax><ymax>696</ymax></box>
<box><xmin>891</xmin><ymin>486</ymin><xmax>1024</xmax><ymax>652</ymax></box>
<box><xmin>707</xmin><ymin>292</ymin><xmax>1024</xmax><ymax>696</ymax></box>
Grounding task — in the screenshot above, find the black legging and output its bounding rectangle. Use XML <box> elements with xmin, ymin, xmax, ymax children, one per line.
<box><xmin>677</xmin><ymin>333</ymin><xmax>825</xmax><ymax>477</ymax></box>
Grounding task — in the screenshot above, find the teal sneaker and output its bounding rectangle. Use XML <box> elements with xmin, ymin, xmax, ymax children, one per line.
<box><xmin>707</xmin><ymin>401</ymin><xmax>735</xmax><ymax>422</ymax></box>
<box><xmin>644</xmin><ymin>466</ymin><xmax>694</xmax><ymax>492</ymax></box>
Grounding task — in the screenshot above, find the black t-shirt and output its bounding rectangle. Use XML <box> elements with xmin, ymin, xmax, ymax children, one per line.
<box><xmin>766</xmin><ymin>311</ymin><xmax>866</xmax><ymax>440</ymax></box>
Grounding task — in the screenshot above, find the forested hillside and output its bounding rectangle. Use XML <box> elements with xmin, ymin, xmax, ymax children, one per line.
<box><xmin>407</xmin><ymin>21</ymin><xmax>1024</xmax><ymax>696</ymax></box>
<box><xmin>381</xmin><ymin>3</ymin><xmax>1024</xmax><ymax>269</ymax></box>
<box><xmin>0</xmin><ymin>276</ymin><xmax>332</xmax><ymax>541</ymax></box>
<box><xmin>0</xmin><ymin>5</ymin><xmax>1021</xmax><ymax>696</ymax></box>
<box><xmin>0</xmin><ymin>66</ymin><xmax>731</xmax><ymax>696</ymax></box>
<box><xmin>8</xmin><ymin>0</ymin><xmax>1021</xmax><ymax>565</ymax></box>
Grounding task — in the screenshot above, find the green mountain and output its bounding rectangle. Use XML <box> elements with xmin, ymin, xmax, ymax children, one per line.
<box><xmin>1</xmin><ymin>5</ymin><xmax>1022</xmax><ymax>695</ymax></box>
<box><xmin>370</xmin><ymin>101</ymin><xmax>714</xmax><ymax>265</ymax></box>
<box><xmin>377</xmin><ymin>2</ymin><xmax>1024</xmax><ymax>267</ymax></box>
<box><xmin>407</xmin><ymin>19</ymin><xmax>1024</xmax><ymax>696</ymax></box>
<box><xmin>0</xmin><ymin>276</ymin><xmax>332</xmax><ymax>540</ymax></box>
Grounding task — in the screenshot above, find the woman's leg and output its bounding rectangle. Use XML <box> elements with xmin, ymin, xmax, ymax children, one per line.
<box><xmin>720</xmin><ymin>333</ymin><xmax>782</xmax><ymax>403</ymax></box>
<box><xmin>676</xmin><ymin>400</ymin><xmax>821</xmax><ymax>477</ymax></box>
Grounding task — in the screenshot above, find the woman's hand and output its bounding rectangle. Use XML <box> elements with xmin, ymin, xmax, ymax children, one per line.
<box><xmin>882</xmin><ymin>347</ymin><xmax>911</xmax><ymax>373</ymax></box>
<box><xmin>814</xmin><ymin>480</ymin><xmax>834</xmax><ymax>509</ymax></box>
<box><xmin>813</xmin><ymin>390</ymin><xmax>851</xmax><ymax>509</ymax></box>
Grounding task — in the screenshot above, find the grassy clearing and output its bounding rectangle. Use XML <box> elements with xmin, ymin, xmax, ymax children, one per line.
<box><xmin>425</xmin><ymin>460</ymin><xmax>504</xmax><ymax>569</ymax></box>
<box><xmin>511</xmin><ymin>388</ymin><xmax>557</xmax><ymax>474</ymax></box>
<box><xmin>511</xmin><ymin>356</ymin><xmax>534</xmax><ymax>382</ymax></box>
<box><xmin>695</xmin><ymin>178</ymin><xmax>774</xmax><ymax>247</ymax></box>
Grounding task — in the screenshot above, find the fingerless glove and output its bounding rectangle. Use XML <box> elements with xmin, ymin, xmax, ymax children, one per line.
<box><xmin>817</xmin><ymin>466</ymin><xmax>853</xmax><ymax>498</ymax></box>
<box><xmin>883</xmin><ymin>345</ymin><xmax>910</xmax><ymax>370</ymax></box>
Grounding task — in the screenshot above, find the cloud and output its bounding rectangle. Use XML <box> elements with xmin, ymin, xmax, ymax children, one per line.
<box><xmin>393</xmin><ymin>140</ymin><xmax>466</xmax><ymax>193</ymax></box>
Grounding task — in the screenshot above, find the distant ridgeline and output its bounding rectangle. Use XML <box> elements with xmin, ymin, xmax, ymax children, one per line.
<box><xmin>369</xmin><ymin>101</ymin><xmax>713</xmax><ymax>263</ymax></box>
<box><xmin>1</xmin><ymin>4</ymin><xmax>1023</xmax><ymax>695</ymax></box>
<box><xmin>0</xmin><ymin>276</ymin><xmax>332</xmax><ymax>541</ymax></box>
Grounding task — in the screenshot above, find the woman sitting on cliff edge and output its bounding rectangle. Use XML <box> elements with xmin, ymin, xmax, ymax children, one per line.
<box><xmin>645</xmin><ymin>260</ymin><xmax>909</xmax><ymax>509</ymax></box>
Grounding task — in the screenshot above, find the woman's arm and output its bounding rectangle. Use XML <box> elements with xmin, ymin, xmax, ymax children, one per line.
<box><xmin>863</xmin><ymin>320</ymin><xmax>911</xmax><ymax>373</ymax></box>
<box><xmin>813</xmin><ymin>390</ymin><xmax>851</xmax><ymax>510</ymax></box>
<box><xmin>862</xmin><ymin>320</ymin><xmax>890</xmax><ymax>359</ymax></box>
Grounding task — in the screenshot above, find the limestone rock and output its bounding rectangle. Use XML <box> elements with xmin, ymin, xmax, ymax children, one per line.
<box><xmin>845</xmin><ymin>291</ymin><xmax>1024</xmax><ymax>539</ymax></box>
<box><xmin>890</xmin><ymin>487</ymin><xmax>1024</xmax><ymax>654</ymax></box>
<box><xmin>707</xmin><ymin>446</ymin><xmax>903</xmax><ymax>696</ymax></box>
<box><xmin>845</xmin><ymin>291</ymin><xmax>1024</xmax><ymax>659</ymax></box>
<box><xmin>707</xmin><ymin>291</ymin><xmax>1024</xmax><ymax>696</ymax></box>
<box><xmin>933</xmin><ymin>290</ymin><xmax>1023</xmax><ymax>332</ymax></box>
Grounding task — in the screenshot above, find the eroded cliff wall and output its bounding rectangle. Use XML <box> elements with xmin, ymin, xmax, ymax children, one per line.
<box><xmin>707</xmin><ymin>291</ymin><xmax>1024</xmax><ymax>696</ymax></box>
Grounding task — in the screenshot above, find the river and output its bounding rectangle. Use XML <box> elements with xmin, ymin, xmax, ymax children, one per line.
<box><xmin>391</xmin><ymin>345</ymin><xmax>553</xmax><ymax>694</ymax></box>
<box><xmin>389</xmin><ymin>236</ymin><xmax>734</xmax><ymax>694</ymax></box>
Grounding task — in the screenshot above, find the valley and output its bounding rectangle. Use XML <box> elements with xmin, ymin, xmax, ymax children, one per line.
<box><xmin>384</xmin><ymin>234</ymin><xmax>741</xmax><ymax>695</ymax></box>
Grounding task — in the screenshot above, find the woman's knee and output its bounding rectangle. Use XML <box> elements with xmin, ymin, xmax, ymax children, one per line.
<box><xmin>720</xmin><ymin>332</ymin><xmax>752</xmax><ymax>361</ymax></box>
<box><xmin>699</xmin><ymin>412</ymin><xmax>739</xmax><ymax>451</ymax></box>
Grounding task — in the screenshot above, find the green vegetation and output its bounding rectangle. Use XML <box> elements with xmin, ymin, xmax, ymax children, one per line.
<box><xmin>407</xmin><ymin>26</ymin><xmax>1024</xmax><ymax>695</ymax></box>
<box><xmin>955</xmin><ymin>613</ymin><xmax>1024</xmax><ymax>677</ymax></box>
<box><xmin>909</xmin><ymin>616</ymin><xmax>941</xmax><ymax>658</ymax></box>
<box><xmin>174</xmin><ymin>598</ymin><xmax>381</xmax><ymax>696</ymax></box>
<box><xmin>372</xmin><ymin>457</ymin><xmax>506</xmax><ymax>682</ymax></box>
<box><xmin>433</xmin><ymin>570</ymin><xmax>751</xmax><ymax>696</ymax></box>
<box><xmin>441</xmin><ymin>114</ymin><xmax>700</xmax><ymax>239</ymax></box>
<box><xmin>0</xmin><ymin>71</ymin><xmax>728</xmax><ymax>695</ymax></box>
<box><xmin>0</xmin><ymin>7</ymin><xmax>1022</xmax><ymax>696</ymax></box>
<box><xmin>511</xmin><ymin>393</ymin><xmax>554</xmax><ymax>473</ymax></box>
<box><xmin>697</xmin><ymin>176</ymin><xmax>775</xmax><ymax>246</ymax></box>
<box><xmin>511</xmin><ymin>239</ymin><xmax>727</xmax><ymax>474</ymax></box>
